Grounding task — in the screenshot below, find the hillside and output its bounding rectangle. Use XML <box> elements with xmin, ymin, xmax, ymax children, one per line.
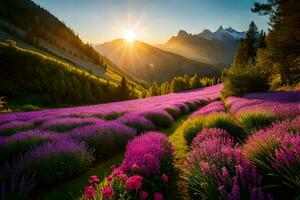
<box><xmin>158</xmin><ymin>26</ymin><xmax>245</xmax><ymax>66</ymax></box>
<box><xmin>0</xmin><ymin>42</ymin><xmax>142</xmax><ymax>108</ymax></box>
<box><xmin>0</xmin><ymin>0</ymin><xmax>145</xmax><ymax>88</ymax></box>
<box><xmin>95</xmin><ymin>39</ymin><xmax>219</xmax><ymax>82</ymax></box>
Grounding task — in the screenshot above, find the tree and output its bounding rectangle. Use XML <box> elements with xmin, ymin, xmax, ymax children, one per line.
<box><xmin>190</xmin><ymin>74</ymin><xmax>201</xmax><ymax>89</ymax></box>
<box><xmin>252</xmin><ymin>0</ymin><xmax>300</xmax><ymax>84</ymax></box>
<box><xmin>233</xmin><ymin>21</ymin><xmax>259</xmax><ymax>68</ymax></box>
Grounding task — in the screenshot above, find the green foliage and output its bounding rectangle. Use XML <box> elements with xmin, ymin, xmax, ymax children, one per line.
<box><xmin>204</xmin><ymin>113</ymin><xmax>245</xmax><ymax>141</ymax></box>
<box><xmin>240</xmin><ymin>111</ymin><xmax>275</xmax><ymax>133</ymax></box>
<box><xmin>221</xmin><ymin>64</ymin><xmax>269</xmax><ymax>98</ymax></box>
<box><xmin>252</xmin><ymin>0</ymin><xmax>300</xmax><ymax>85</ymax></box>
<box><xmin>147</xmin><ymin>74</ymin><xmax>219</xmax><ymax>97</ymax></box>
<box><xmin>165</xmin><ymin>107</ymin><xmax>181</xmax><ymax>118</ymax></box>
<box><xmin>104</xmin><ymin>112</ymin><xmax>126</xmax><ymax>121</ymax></box>
<box><xmin>0</xmin><ymin>42</ymin><xmax>137</xmax><ymax>107</ymax></box>
<box><xmin>180</xmin><ymin>116</ymin><xmax>205</xmax><ymax>145</ymax></box>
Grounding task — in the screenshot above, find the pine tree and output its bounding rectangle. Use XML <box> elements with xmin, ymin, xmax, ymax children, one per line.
<box><xmin>233</xmin><ymin>21</ymin><xmax>259</xmax><ymax>68</ymax></box>
<box><xmin>252</xmin><ymin>0</ymin><xmax>300</xmax><ymax>84</ymax></box>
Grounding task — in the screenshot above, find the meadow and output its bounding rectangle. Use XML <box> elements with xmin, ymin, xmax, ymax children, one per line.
<box><xmin>0</xmin><ymin>84</ymin><xmax>299</xmax><ymax>200</ymax></box>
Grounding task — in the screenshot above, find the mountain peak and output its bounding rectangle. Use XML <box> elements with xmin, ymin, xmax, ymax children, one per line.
<box><xmin>177</xmin><ymin>30</ymin><xmax>189</xmax><ymax>38</ymax></box>
<box><xmin>216</xmin><ymin>25</ymin><xmax>224</xmax><ymax>32</ymax></box>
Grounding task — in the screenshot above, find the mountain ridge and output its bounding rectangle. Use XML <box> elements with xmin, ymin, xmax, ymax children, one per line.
<box><xmin>96</xmin><ymin>39</ymin><xmax>219</xmax><ymax>83</ymax></box>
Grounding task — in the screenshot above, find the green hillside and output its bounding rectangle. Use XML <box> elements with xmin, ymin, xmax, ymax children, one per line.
<box><xmin>0</xmin><ymin>41</ymin><xmax>143</xmax><ymax>109</ymax></box>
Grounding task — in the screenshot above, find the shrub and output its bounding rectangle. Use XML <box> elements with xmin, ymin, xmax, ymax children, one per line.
<box><xmin>243</xmin><ymin>127</ymin><xmax>300</xmax><ymax>198</ymax></box>
<box><xmin>204</xmin><ymin>113</ymin><xmax>245</xmax><ymax>142</ymax></box>
<box><xmin>14</xmin><ymin>139</ymin><xmax>94</xmax><ymax>184</ymax></box>
<box><xmin>19</xmin><ymin>105</ymin><xmax>42</xmax><ymax>112</ymax></box>
<box><xmin>165</xmin><ymin>106</ymin><xmax>181</xmax><ymax>118</ymax></box>
<box><xmin>70</xmin><ymin>122</ymin><xmax>136</xmax><ymax>159</ymax></box>
<box><xmin>142</xmin><ymin>110</ymin><xmax>174</xmax><ymax>127</ymax></box>
<box><xmin>180</xmin><ymin>116</ymin><xmax>205</xmax><ymax>145</ymax></box>
<box><xmin>0</xmin><ymin>121</ymin><xmax>33</xmax><ymax>136</ymax></box>
<box><xmin>80</xmin><ymin>132</ymin><xmax>174</xmax><ymax>200</ymax></box>
<box><xmin>190</xmin><ymin>101</ymin><xmax>225</xmax><ymax>118</ymax></box>
<box><xmin>186</xmin><ymin>134</ymin><xmax>268</xmax><ymax>199</ymax></box>
<box><xmin>104</xmin><ymin>112</ymin><xmax>127</xmax><ymax>120</ymax></box>
<box><xmin>175</xmin><ymin>103</ymin><xmax>189</xmax><ymax>114</ymax></box>
<box><xmin>221</xmin><ymin>65</ymin><xmax>269</xmax><ymax>98</ymax></box>
<box><xmin>239</xmin><ymin>111</ymin><xmax>275</xmax><ymax>133</ymax></box>
<box><xmin>185</xmin><ymin>102</ymin><xmax>198</xmax><ymax>111</ymax></box>
<box><xmin>40</xmin><ymin>117</ymin><xmax>103</xmax><ymax>132</ymax></box>
<box><xmin>0</xmin><ymin>130</ymin><xmax>54</xmax><ymax>163</ymax></box>
<box><xmin>116</xmin><ymin>113</ymin><xmax>156</xmax><ymax>133</ymax></box>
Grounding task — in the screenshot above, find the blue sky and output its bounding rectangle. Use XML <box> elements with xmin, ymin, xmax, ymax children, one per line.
<box><xmin>33</xmin><ymin>0</ymin><xmax>269</xmax><ymax>44</ymax></box>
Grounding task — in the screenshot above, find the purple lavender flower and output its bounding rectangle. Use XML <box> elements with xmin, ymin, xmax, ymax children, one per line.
<box><xmin>120</xmin><ymin>132</ymin><xmax>173</xmax><ymax>175</ymax></box>
<box><xmin>0</xmin><ymin>121</ymin><xmax>33</xmax><ymax>136</ymax></box>
<box><xmin>69</xmin><ymin>121</ymin><xmax>136</xmax><ymax>158</ymax></box>
<box><xmin>116</xmin><ymin>113</ymin><xmax>156</xmax><ymax>133</ymax></box>
<box><xmin>190</xmin><ymin>101</ymin><xmax>225</xmax><ymax>118</ymax></box>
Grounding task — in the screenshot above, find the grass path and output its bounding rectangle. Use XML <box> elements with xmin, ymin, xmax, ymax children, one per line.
<box><xmin>158</xmin><ymin>113</ymin><xmax>191</xmax><ymax>200</ymax></box>
<box><xmin>43</xmin><ymin>154</ymin><xmax>123</xmax><ymax>200</ymax></box>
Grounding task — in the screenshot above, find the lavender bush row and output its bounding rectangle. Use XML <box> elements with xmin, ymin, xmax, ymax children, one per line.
<box><xmin>243</xmin><ymin>117</ymin><xmax>300</xmax><ymax>198</ymax></box>
<box><xmin>80</xmin><ymin>132</ymin><xmax>174</xmax><ymax>200</ymax></box>
<box><xmin>190</xmin><ymin>101</ymin><xmax>225</xmax><ymax>118</ymax></box>
<box><xmin>0</xmin><ymin>84</ymin><xmax>222</xmax><ymax>125</ymax></box>
<box><xmin>69</xmin><ymin>121</ymin><xmax>137</xmax><ymax>159</ymax></box>
<box><xmin>186</xmin><ymin>128</ymin><xmax>270</xmax><ymax>200</ymax></box>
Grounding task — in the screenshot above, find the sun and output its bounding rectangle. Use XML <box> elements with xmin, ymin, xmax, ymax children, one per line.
<box><xmin>123</xmin><ymin>30</ymin><xmax>136</xmax><ymax>43</ymax></box>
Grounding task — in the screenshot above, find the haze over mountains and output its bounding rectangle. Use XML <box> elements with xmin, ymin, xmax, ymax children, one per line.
<box><xmin>158</xmin><ymin>26</ymin><xmax>248</xmax><ymax>66</ymax></box>
<box><xmin>95</xmin><ymin>39</ymin><xmax>218</xmax><ymax>82</ymax></box>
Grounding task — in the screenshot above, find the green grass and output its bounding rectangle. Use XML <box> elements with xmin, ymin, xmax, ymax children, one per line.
<box><xmin>43</xmin><ymin>154</ymin><xmax>123</xmax><ymax>200</ymax></box>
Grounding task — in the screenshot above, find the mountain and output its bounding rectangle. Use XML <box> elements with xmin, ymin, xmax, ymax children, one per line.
<box><xmin>95</xmin><ymin>39</ymin><xmax>219</xmax><ymax>83</ymax></box>
<box><xmin>158</xmin><ymin>26</ymin><xmax>247</xmax><ymax>66</ymax></box>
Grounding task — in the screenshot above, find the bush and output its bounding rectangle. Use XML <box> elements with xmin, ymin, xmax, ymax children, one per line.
<box><xmin>243</xmin><ymin>127</ymin><xmax>300</xmax><ymax>198</ymax></box>
<box><xmin>186</xmin><ymin>130</ymin><xmax>268</xmax><ymax>199</ymax></box>
<box><xmin>19</xmin><ymin>104</ymin><xmax>42</xmax><ymax>112</ymax></box>
<box><xmin>185</xmin><ymin>102</ymin><xmax>198</xmax><ymax>111</ymax></box>
<box><xmin>239</xmin><ymin>111</ymin><xmax>275</xmax><ymax>133</ymax></box>
<box><xmin>165</xmin><ymin>106</ymin><xmax>181</xmax><ymax>118</ymax></box>
<box><xmin>80</xmin><ymin>132</ymin><xmax>174</xmax><ymax>200</ymax></box>
<box><xmin>204</xmin><ymin>113</ymin><xmax>245</xmax><ymax>142</ymax></box>
<box><xmin>221</xmin><ymin>65</ymin><xmax>269</xmax><ymax>98</ymax></box>
<box><xmin>0</xmin><ymin>121</ymin><xmax>34</xmax><ymax>136</ymax></box>
<box><xmin>175</xmin><ymin>103</ymin><xmax>189</xmax><ymax>114</ymax></box>
<box><xmin>104</xmin><ymin>112</ymin><xmax>127</xmax><ymax>120</ymax></box>
<box><xmin>142</xmin><ymin>110</ymin><xmax>174</xmax><ymax>127</ymax></box>
<box><xmin>0</xmin><ymin>130</ymin><xmax>53</xmax><ymax>163</ymax></box>
<box><xmin>117</xmin><ymin>113</ymin><xmax>156</xmax><ymax>133</ymax></box>
<box><xmin>15</xmin><ymin>139</ymin><xmax>94</xmax><ymax>184</ymax></box>
<box><xmin>70</xmin><ymin>122</ymin><xmax>136</xmax><ymax>159</ymax></box>
<box><xmin>180</xmin><ymin>116</ymin><xmax>205</xmax><ymax>145</ymax></box>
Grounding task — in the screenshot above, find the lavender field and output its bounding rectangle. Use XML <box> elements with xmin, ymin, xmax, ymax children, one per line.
<box><xmin>0</xmin><ymin>84</ymin><xmax>300</xmax><ymax>200</ymax></box>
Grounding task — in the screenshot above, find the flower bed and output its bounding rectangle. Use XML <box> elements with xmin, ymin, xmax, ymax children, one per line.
<box><xmin>190</xmin><ymin>101</ymin><xmax>225</xmax><ymax>118</ymax></box>
<box><xmin>80</xmin><ymin>132</ymin><xmax>174</xmax><ymax>200</ymax></box>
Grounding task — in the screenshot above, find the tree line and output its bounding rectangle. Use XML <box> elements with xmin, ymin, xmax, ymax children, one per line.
<box><xmin>222</xmin><ymin>0</ymin><xmax>300</xmax><ymax>97</ymax></box>
<box><xmin>146</xmin><ymin>74</ymin><xmax>220</xmax><ymax>97</ymax></box>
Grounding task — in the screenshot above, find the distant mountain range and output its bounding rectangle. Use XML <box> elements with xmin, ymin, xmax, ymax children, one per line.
<box><xmin>158</xmin><ymin>25</ymin><xmax>248</xmax><ymax>67</ymax></box>
<box><xmin>95</xmin><ymin>39</ymin><xmax>219</xmax><ymax>82</ymax></box>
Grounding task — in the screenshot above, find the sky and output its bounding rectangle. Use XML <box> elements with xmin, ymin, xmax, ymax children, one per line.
<box><xmin>33</xmin><ymin>0</ymin><xmax>269</xmax><ymax>44</ymax></box>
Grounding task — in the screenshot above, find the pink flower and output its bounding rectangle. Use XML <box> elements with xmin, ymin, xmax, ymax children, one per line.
<box><xmin>132</xmin><ymin>163</ymin><xmax>141</xmax><ymax>172</ymax></box>
<box><xmin>107</xmin><ymin>175</ymin><xmax>113</xmax><ymax>182</ymax></box>
<box><xmin>88</xmin><ymin>175</ymin><xmax>100</xmax><ymax>184</ymax></box>
<box><xmin>140</xmin><ymin>191</ymin><xmax>149</xmax><ymax>199</ymax></box>
<box><xmin>84</xmin><ymin>186</ymin><xmax>96</xmax><ymax>199</ymax></box>
<box><xmin>112</xmin><ymin>168</ymin><xmax>123</xmax><ymax>176</ymax></box>
<box><xmin>125</xmin><ymin>175</ymin><xmax>143</xmax><ymax>190</ymax></box>
<box><xmin>102</xmin><ymin>186</ymin><xmax>114</xmax><ymax>198</ymax></box>
<box><xmin>161</xmin><ymin>174</ymin><xmax>168</xmax><ymax>183</ymax></box>
<box><xmin>153</xmin><ymin>192</ymin><xmax>164</xmax><ymax>200</ymax></box>
<box><xmin>118</xmin><ymin>173</ymin><xmax>128</xmax><ymax>181</ymax></box>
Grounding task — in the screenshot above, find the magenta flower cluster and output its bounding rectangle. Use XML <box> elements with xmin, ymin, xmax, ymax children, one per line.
<box><xmin>81</xmin><ymin>132</ymin><xmax>173</xmax><ymax>200</ymax></box>
<box><xmin>187</xmin><ymin>128</ymin><xmax>269</xmax><ymax>200</ymax></box>
<box><xmin>120</xmin><ymin>132</ymin><xmax>174</xmax><ymax>175</ymax></box>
